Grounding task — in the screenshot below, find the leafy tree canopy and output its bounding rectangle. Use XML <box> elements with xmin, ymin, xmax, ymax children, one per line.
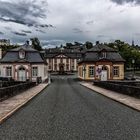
<box><xmin>30</xmin><ymin>37</ymin><xmax>42</xmax><ymax>51</ymax></box>
<box><xmin>85</xmin><ymin>41</ymin><xmax>93</xmax><ymax>49</ymax></box>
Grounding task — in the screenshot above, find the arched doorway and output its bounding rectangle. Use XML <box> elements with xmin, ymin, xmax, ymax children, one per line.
<box><xmin>101</xmin><ymin>66</ymin><xmax>108</xmax><ymax>81</ymax></box>
<box><xmin>59</xmin><ymin>64</ymin><xmax>64</xmax><ymax>74</ymax></box>
<box><xmin>18</xmin><ymin>67</ymin><xmax>26</xmax><ymax>81</ymax></box>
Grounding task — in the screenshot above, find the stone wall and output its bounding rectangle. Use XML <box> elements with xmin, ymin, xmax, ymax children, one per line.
<box><xmin>94</xmin><ymin>81</ymin><xmax>140</xmax><ymax>98</ymax></box>
<box><xmin>0</xmin><ymin>82</ymin><xmax>36</xmax><ymax>101</ymax></box>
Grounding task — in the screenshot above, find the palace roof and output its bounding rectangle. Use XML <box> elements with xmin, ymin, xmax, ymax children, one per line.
<box><xmin>45</xmin><ymin>47</ymin><xmax>84</xmax><ymax>59</ymax></box>
<box><xmin>79</xmin><ymin>44</ymin><xmax>125</xmax><ymax>63</ymax></box>
<box><xmin>0</xmin><ymin>43</ymin><xmax>45</xmax><ymax>63</ymax></box>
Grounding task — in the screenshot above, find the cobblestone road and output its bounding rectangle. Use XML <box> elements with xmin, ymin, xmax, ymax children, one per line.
<box><xmin>0</xmin><ymin>77</ymin><xmax>140</xmax><ymax>140</ymax></box>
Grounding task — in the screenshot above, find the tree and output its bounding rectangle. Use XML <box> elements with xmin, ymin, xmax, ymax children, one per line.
<box><xmin>74</xmin><ymin>42</ymin><xmax>83</xmax><ymax>46</ymax></box>
<box><xmin>66</xmin><ymin>43</ymin><xmax>73</xmax><ymax>48</ymax></box>
<box><xmin>85</xmin><ymin>41</ymin><xmax>93</xmax><ymax>49</ymax></box>
<box><xmin>30</xmin><ymin>37</ymin><xmax>42</xmax><ymax>51</ymax></box>
<box><xmin>1</xmin><ymin>44</ymin><xmax>19</xmax><ymax>52</ymax></box>
<box><xmin>105</xmin><ymin>40</ymin><xmax>140</xmax><ymax>70</ymax></box>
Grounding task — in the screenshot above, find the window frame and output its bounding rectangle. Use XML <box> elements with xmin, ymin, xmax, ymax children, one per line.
<box><xmin>54</xmin><ymin>64</ymin><xmax>57</xmax><ymax>71</ymax></box>
<box><xmin>32</xmin><ymin>67</ymin><xmax>38</xmax><ymax>77</ymax></box>
<box><xmin>89</xmin><ymin>66</ymin><xmax>95</xmax><ymax>78</ymax></box>
<box><xmin>113</xmin><ymin>66</ymin><xmax>119</xmax><ymax>77</ymax></box>
<box><xmin>19</xmin><ymin>50</ymin><xmax>25</xmax><ymax>59</ymax></box>
<box><xmin>66</xmin><ymin>64</ymin><xmax>69</xmax><ymax>71</ymax></box>
<box><xmin>6</xmin><ymin>66</ymin><xmax>12</xmax><ymax>77</ymax></box>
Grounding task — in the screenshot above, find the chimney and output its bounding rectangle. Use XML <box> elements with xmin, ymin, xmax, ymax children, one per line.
<box><xmin>96</xmin><ymin>41</ymin><xmax>100</xmax><ymax>45</ymax></box>
<box><xmin>0</xmin><ymin>47</ymin><xmax>2</xmax><ymax>59</ymax></box>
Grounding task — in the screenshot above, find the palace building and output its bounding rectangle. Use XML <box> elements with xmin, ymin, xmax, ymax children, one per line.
<box><xmin>45</xmin><ymin>47</ymin><xmax>84</xmax><ymax>73</ymax></box>
<box><xmin>78</xmin><ymin>42</ymin><xmax>125</xmax><ymax>81</ymax></box>
<box><xmin>0</xmin><ymin>42</ymin><xmax>48</xmax><ymax>82</ymax></box>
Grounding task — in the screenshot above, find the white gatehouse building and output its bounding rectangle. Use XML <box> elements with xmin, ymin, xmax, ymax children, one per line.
<box><xmin>0</xmin><ymin>42</ymin><xmax>48</xmax><ymax>82</ymax></box>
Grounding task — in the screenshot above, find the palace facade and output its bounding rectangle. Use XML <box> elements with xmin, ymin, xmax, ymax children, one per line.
<box><xmin>45</xmin><ymin>47</ymin><xmax>84</xmax><ymax>73</ymax></box>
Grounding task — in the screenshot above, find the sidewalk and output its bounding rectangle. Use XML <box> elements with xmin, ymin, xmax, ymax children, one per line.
<box><xmin>0</xmin><ymin>83</ymin><xmax>48</xmax><ymax>124</ymax></box>
<box><xmin>80</xmin><ymin>82</ymin><xmax>140</xmax><ymax>112</ymax></box>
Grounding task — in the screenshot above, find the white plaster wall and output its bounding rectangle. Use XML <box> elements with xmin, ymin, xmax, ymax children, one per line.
<box><xmin>32</xmin><ymin>64</ymin><xmax>48</xmax><ymax>82</ymax></box>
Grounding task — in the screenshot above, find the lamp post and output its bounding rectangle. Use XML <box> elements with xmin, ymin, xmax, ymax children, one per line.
<box><xmin>132</xmin><ymin>59</ymin><xmax>135</xmax><ymax>79</ymax></box>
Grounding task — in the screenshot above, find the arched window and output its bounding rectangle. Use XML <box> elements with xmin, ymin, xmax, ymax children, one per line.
<box><xmin>102</xmin><ymin>66</ymin><xmax>107</xmax><ymax>70</ymax></box>
<box><xmin>19</xmin><ymin>67</ymin><xmax>25</xmax><ymax>71</ymax></box>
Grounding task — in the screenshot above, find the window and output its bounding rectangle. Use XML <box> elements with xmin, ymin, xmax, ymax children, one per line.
<box><xmin>102</xmin><ymin>66</ymin><xmax>107</xmax><ymax>70</ymax></box>
<box><xmin>60</xmin><ymin>59</ymin><xmax>63</xmax><ymax>63</ymax></box>
<box><xmin>99</xmin><ymin>52</ymin><xmax>107</xmax><ymax>59</ymax></box>
<box><xmin>54</xmin><ymin>64</ymin><xmax>57</xmax><ymax>71</ymax></box>
<box><xmin>79</xmin><ymin>67</ymin><xmax>83</xmax><ymax>77</ymax></box>
<box><xmin>54</xmin><ymin>59</ymin><xmax>57</xmax><ymax>63</ymax></box>
<box><xmin>49</xmin><ymin>65</ymin><xmax>51</xmax><ymax>69</ymax></box>
<box><xmin>66</xmin><ymin>64</ymin><xmax>69</xmax><ymax>71</ymax></box>
<box><xmin>72</xmin><ymin>65</ymin><xmax>74</xmax><ymax>70</ymax></box>
<box><xmin>66</xmin><ymin>59</ymin><xmax>69</xmax><ymax>63</ymax></box>
<box><xmin>19</xmin><ymin>50</ymin><xmax>25</xmax><ymax>59</ymax></box>
<box><xmin>89</xmin><ymin>66</ymin><xmax>94</xmax><ymax>77</ymax></box>
<box><xmin>102</xmin><ymin>52</ymin><xmax>107</xmax><ymax>58</ymax></box>
<box><xmin>72</xmin><ymin>59</ymin><xmax>74</xmax><ymax>63</ymax></box>
<box><xmin>113</xmin><ymin>66</ymin><xmax>119</xmax><ymax>77</ymax></box>
<box><xmin>6</xmin><ymin>67</ymin><xmax>12</xmax><ymax>77</ymax></box>
<box><xmin>49</xmin><ymin>59</ymin><xmax>52</xmax><ymax>63</ymax></box>
<box><xmin>32</xmin><ymin>67</ymin><xmax>38</xmax><ymax>77</ymax></box>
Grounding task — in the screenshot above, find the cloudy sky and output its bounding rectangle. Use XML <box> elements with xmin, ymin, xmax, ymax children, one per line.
<box><xmin>0</xmin><ymin>0</ymin><xmax>140</xmax><ymax>47</ymax></box>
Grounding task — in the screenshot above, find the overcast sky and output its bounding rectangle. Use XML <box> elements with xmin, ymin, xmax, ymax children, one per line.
<box><xmin>0</xmin><ymin>0</ymin><xmax>140</xmax><ymax>47</ymax></box>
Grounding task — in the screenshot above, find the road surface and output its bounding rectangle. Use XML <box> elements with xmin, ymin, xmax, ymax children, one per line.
<box><xmin>0</xmin><ymin>76</ymin><xmax>140</xmax><ymax>140</ymax></box>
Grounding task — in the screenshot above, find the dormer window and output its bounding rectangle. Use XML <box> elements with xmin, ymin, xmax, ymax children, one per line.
<box><xmin>102</xmin><ymin>52</ymin><xmax>107</xmax><ymax>58</ymax></box>
<box><xmin>99</xmin><ymin>51</ymin><xmax>107</xmax><ymax>59</ymax></box>
<box><xmin>19</xmin><ymin>50</ymin><xmax>25</xmax><ymax>59</ymax></box>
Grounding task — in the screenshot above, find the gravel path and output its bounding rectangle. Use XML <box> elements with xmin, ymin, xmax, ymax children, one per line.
<box><xmin>0</xmin><ymin>77</ymin><xmax>140</xmax><ymax>140</ymax></box>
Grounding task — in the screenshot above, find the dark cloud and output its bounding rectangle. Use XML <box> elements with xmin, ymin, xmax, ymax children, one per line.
<box><xmin>36</xmin><ymin>29</ymin><xmax>46</xmax><ymax>33</ymax></box>
<box><xmin>0</xmin><ymin>31</ymin><xmax>4</xmax><ymax>35</ymax></box>
<box><xmin>86</xmin><ymin>20</ymin><xmax>94</xmax><ymax>25</ymax></box>
<box><xmin>0</xmin><ymin>0</ymin><xmax>50</xmax><ymax>27</ymax></box>
<box><xmin>21</xmin><ymin>30</ymin><xmax>32</xmax><ymax>34</ymax></box>
<box><xmin>111</xmin><ymin>0</ymin><xmax>140</xmax><ymax>5</ymax></box>
<box><xmin>12</xmin><ymin>31</ymin><xmax>27</xmax><ymax>36</ymax></box>
<box><xmin>0</xmin><ymin>17</ymin><xmax>34</xmax><ymax>27</ymax></box>
<box><xmin>73</xmin><ymin>28</ymin><xmax>83</xmax><ymax>33</ymax></box>
<box><xmin>37</xmin><ymin>24</ymin><xmax>54</xmax><ymax>28</ymax></box>
<box><xmin>97</xmin><ymin>35</ymin><xmax>110</xmax><ymax>39</ymax></box>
